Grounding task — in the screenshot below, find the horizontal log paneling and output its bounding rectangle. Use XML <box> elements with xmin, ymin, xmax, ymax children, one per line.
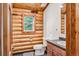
<box><xmin>13</xmin><ymin>40</ymin><xmax>43</xmax><ymax>47</ymax></box>
<box><xmin>12</xmin><ymin>34</ymin><xmax>43</xmax><ymax>38</ymax></box>
<box><xmin>12</xmin><ymin>15</ymin><xmax>22</xmax><ymax>19</ymax></box>
<box><xmin>13</xmin><ymin>42</ymin><xmax>32</xmax><ymax>47</ymax></box>
<box><xmin>13</xmin><ymin>37</ymin><xmax>43</xmax><ymax>41</ymax></box>
<box><xmin>12</xmin><ymin>41</ymin><xmax>43</xmax><ymax>48</ymax></box>
<box><xmin>32</xmin><ymin>41</ymin><xmax>43</xmax><ymax>44</ymax></box>
<box><xmin>12</xmin><ymin>12</ymin><xmax>22</xmax><ymax>16</ymax></box>
<box><xmin>12</xmin><ymin>32</ymin><xmax>43</xmax><ymax>35</ymax></box>
<box><xmin>36</xmin><ymin>14</ymin><xmax>43</xmax><ymax>18</ymax></box>
<box><xmin>12</xmin><ymin>23</ymin><xmax>43</xmax><ymax>27</ymax></box>
<box><xmin>36</xmin><ymin>21</ymin><xmax>43</xmax><ymax>23</ymax></box>
<box><xmin>12</xmin><ymin>31</ymin><xmax>22</xmax><ymax>34</ymax></box>
<box><xmin>12</xmin><ymin>27</ymin><xmax>22</xmax><ymax>30</ymax></box>
<box><xmin>12</xmin><ymin>23</ymin><xmax>22</xmax><ymax>26</ymax></box>
<box><xmin>12</xmin><ymin>11</ymin><xmax>35</xmax><ymax>16</ymax></box>
<box><xmin>36</xmin><ymin>24</ymin><xmax>43</xmax><ymax>27</ymax></box>
<box><xmin>13</xmin><ymin>45</ymin><xmax>33</xmax><ymax>51</ymax></box>
<box><xmin>13</xmin><ymin>8</ymin><xmax>31</xmax><ymax>13</ymax></box>
<box><xmin>12</xmin><ymin>21</ymin><xmax>22</xmax><ymax>23</ymax></box>
<box><xmin>12</xmin><ymin>25</ymin><xmax>43</xmax><ymax>31</ymax></box>
<box><xmin>23</xmin><ymin>28</ymin><xmax>42</xmax><ymax>31</ymax></box>
<box><xmin>38</xmin><ymin>11</ymin><xmax>43</xmax><ymax>15</ymax></box>
<box><xmin>12</xmin><ymin>19</ymin><xmax>22</xmax><ymax>23</ymax></box>
<box><xmin>13</xmin><ymin>49</ymin><xmax>33</xmax><ymax>54</ymax></box>
<box><xmin>12</xmin><ymin>36</ymin><xmax>43</xmax><ymax>39</ymax></box>
<box><xmin>12</xmin><ymin>7</ymin><xmax>43</xmax><ymax>54</ymax></box>
<box><xmin>36</xmin><ymin>17</ymin><xmax>43</xmax><ymax>20</ymax></box>
<box><xmin>24</xmin><ymin>13</ymin><xmax>35</xmax><ymax>16</ymax></box>
<box><xmin>13</xmin><ymin>37</ymin><xmax>43</xmax><ymax>43</ymax></box>
<box><xmin>13</xmin><ymin>39</ymin><xmax>31</xmax><ymax>43</ymax></box>
<box><xmin>35</xmin><ymin>31</ymin><xmax>43</xmax><ymax>33</ymax></box>
<box><xmin>36</xmin><ymin>22</ymin><xmax>43</xmax><ymax>24</ymax></box>
<box><xmin>36</xmin><ymin>24</ymin><xmax>43</xmax><ymax>26</ymax></box>
<box><xmin>12</xmin><ymin>31</ymin><xmax>43</xmax><ymax>35</ymax></box>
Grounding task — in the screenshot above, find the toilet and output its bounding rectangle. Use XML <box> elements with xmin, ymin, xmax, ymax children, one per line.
<box><xmin>33</xmin><ymin>44</ymin><xmax>46</xmax><ymax>56</ymax></box>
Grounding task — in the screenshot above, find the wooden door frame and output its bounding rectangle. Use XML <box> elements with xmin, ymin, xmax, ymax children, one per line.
<box><xmin>66</xmin><ymin>3</ymin><xmax>79</xmax><ymax>56</ymax></box>
<box><xmin>3</xmin><ymin>3</ymin><xmax>9</xmax><ymax>56</ymax></box>
<box><xmin>0</xmin><ymin>3</ymin><xmax>3</xmax><ymax>56</ymax></box>
<box><xmin>3</xmin><ymin>3</ymin><xmax>12</xmax><ymax>56</ymax></box>
<box><xmin>66</xmin><ymin>3</ymin><xmax>72</xmax><ymax>56</ymax></box>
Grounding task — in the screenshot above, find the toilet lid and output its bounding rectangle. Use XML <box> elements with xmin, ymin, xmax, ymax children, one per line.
<box><xmin>33</xmin><ymin>44</ymin><xmax>44</xmax><ymax>49</ymax></box>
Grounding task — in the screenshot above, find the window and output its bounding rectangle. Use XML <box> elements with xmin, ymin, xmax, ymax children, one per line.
<box><xmin>23</xmin><ymin>15</ymin><xmax>35</xmax><ymax>32</ymax></box>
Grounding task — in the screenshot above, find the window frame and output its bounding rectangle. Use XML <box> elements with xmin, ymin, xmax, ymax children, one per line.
<box><xmin>22</xmin><ymin>14</ymin><xmax>35</xmax><ymax>33</ymax></box>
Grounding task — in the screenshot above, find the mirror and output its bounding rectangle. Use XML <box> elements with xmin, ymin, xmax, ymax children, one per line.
<box><xmin>61</xmin><ymin>4</ymin><xmax>66</xmax><ymax>34</ymax></box>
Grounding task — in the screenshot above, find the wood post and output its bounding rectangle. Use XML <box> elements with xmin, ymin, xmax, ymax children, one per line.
<box><xmin>66</xmin><ymin>3</ymin><xmax>72</xmax><ymax>56</ymax></box>
<box><xmin>66</xmin><ymin>3</ymin><xmax>79</xmax><ymax>56</ymax></box>
<box><xmin>3</xmin><ymin>3</ymin><xmax>11</xmax><ymax>56</ymax></box>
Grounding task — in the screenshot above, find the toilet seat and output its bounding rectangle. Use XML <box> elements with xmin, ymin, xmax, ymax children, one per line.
<box><xmin>33</xmin><ymin>44</ymin><xmax>46</xmax><ymax>56</ymax></box>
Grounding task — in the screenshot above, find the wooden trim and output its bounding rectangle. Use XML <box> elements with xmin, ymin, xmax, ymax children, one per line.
<box><xmin>3</xmin><ymin>3</ymin><xmax>12</xmax><ymax>56</ymax></box>
<box><xmin>3</xmin><ymin>4</ymin><xmax>8</xmax><ymax>56</ymax></box>
<box><xmin>0</xmin><ymin>3</ymin><xmax>2</xmax><ymax>56</ymax></box>
<box><xmin>43</xmin><ymin>3</ymin><xmax>49</xmax><ymax>11</ymax></box>
<box><xmin>70</xmin><ymin>4</ymin><xmax>76</xmax><ymax>56</ymax></box>
<box><xmin>66</xmin><ymin>3</ymin><xmax>79</xmax><ymax>56</ymax></box>
<box><xmin>75</xmin><ymin>4</ymin><xmax>79</xmax><ymax>55</ymax></box>
<box><xmin>66</xmin><ymin>3</ymin><xmax>72</xmax><ymax>56</ymax></box>
<box><xmin>9</xmin><ymin>4</ymin><xmax>13</xmax><ymax>56</ymax></box>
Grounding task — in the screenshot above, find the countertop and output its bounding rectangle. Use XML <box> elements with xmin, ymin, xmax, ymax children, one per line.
<box><xmin>46</xmin><ymin>39</ymin><xmax>66</xmax><ymax>50</ymax></box>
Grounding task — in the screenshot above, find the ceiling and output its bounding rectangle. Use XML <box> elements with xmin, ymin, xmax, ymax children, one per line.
<box><xmin>13</xmin><ymin>3</ymin><xmax>48</xmax><ymax>11</ymax></box>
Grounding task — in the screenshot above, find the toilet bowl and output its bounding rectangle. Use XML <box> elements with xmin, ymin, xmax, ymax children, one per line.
<box><xmin>33</xmin><ymin>44</ymin><xmax>46</xmax><ymax>56</ymax></box>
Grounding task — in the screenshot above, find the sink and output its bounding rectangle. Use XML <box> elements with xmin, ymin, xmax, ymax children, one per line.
<box><xmin>56</xmin><ymin>41</ymin><xmax>66</xmax><ymax>47</ymax></box>
<box><xmin>47</xmin><ymin>40</ymin><xmax>66</xmax><ymax>49</ymax></box>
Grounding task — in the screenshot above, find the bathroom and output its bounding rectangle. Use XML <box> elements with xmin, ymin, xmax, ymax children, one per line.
<box><xmin>0</xmin><ymin>3</ymin><xmax>67</xmax><ymax>56</ymax></box>
<box><xmin>9</xmin><ymin>3</ymin><xmax>66</xmax><ymax>56</ymax></box>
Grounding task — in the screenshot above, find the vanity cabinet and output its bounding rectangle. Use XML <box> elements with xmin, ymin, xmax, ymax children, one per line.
<box><xmin>47</xmin><ymin>42</ymin><xmax>66</xmax><ymax>56</ymax></box>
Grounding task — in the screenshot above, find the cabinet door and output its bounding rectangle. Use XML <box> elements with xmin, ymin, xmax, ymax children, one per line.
<box><xmin>47</xmin><ymin>43</ymin><xmax>53</xmax><ymax>56</ymax></box>
<box><xmin>52</xmin><ymin>44</ymin><xmax>66</xmax><ymax>56</ymax></box>
<box><xmin>47</xmin><ymin>50</ymin><xmax>53</xmax><ymax>56</ymax></box>
<box><xmin>47</xmin><ymin>43</ymin><xmax>66</xmax><ymax>56</ymax></box>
